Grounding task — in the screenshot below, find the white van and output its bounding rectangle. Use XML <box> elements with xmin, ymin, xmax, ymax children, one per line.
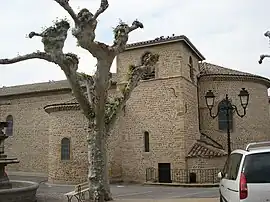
<box><xmin>218</xmin><ymin>141</ymin><xmax>270</xmax><ymax>202</ymax></box>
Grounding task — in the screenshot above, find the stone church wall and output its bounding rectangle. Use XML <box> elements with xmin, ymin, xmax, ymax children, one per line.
<box><xmin>0</xmin><ymin>90</ymin><xmax>72</xmax><ymax>174</ymax></box>
<box><xmin>115</xmin><ymin>40</ymin><xmax>203</xmax><ymax>182</ymax></box>
<box><xmin>199</xmin><ymin>79</ymin><xmax>270</xmax><ymax>151</ymax></box>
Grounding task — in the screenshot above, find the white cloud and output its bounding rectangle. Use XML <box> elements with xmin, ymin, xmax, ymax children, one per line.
<box><xmin>0</xmin><ymin>0</ymin><xmax>270</xmax><ymax>87</ymax></box>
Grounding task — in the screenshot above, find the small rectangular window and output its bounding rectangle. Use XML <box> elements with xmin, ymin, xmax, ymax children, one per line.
<box><xmin>144</xmin><ymin>132</ymin><xmax>149</xmax><ymax>152</ymax></box>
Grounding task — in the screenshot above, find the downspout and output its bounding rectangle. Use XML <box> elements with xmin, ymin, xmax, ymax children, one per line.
<box><xmin>197</xmin><ymin>76</ymin><xmax>201</xmax><ymax>131</ymax></box>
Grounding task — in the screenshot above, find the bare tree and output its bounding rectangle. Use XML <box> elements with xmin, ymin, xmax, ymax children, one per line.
<box><xmin>259</xmin><ymin>31</ymin><xmax>270</xmax><ymax>64</ymax></box>
<box><xmin>0</xmin><ymin>0</ymin><xmax>159</xmax><ymax>201</ymax></box>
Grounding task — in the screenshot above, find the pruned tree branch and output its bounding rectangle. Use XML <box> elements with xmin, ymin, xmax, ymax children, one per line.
<box><xmin>259</xmin><ymin>31</ymin><xmax>270</xmax><ymax>64</ymax></box>
<box><xmin>105</xmin><ymin>52</ymin><xmax>159</xmax><ymax>132</ymax></box>
<box><xmin>54</xmin><ymin>0</ymin><xmax>79</xmax><ymax>24</ymax></box>
<box><xmin>93</xmin><ymin>0</ymin><xmax>109</xmax><ymax>20</ymax></box>
<box><xmin>77</xmin><ymin>72</ymin><xmax>96</xmax><ymax>105</ymax></box>
<box><xmin>265</xmin><ymin>31</ymin><xmax>270</xmax><ymax>38</ymax></box>
<box><xmin>0</xmin><ymin>51</ymin><xmax>94</xmax><ymax>120</ymax></box>
<box><xmin>259</xmin><ymin>54</ymin><xmax>270</xmax><ymax>64</ymax></box>
<box><xmin>0</xmin><ymin>52</ymin><xmax>56</xmax><ymax>65</ymax></box>
<box><xmin>29</xmin><ymin>19</ymin><xmax>70</xmax><ymax>55</ymax></box>
<box><xmin>53</xmin><ymin>0</ymin><xmax>110</xmax><ymax>58</ymax></box>
<box><xmin>60</xmin><ymin>54</ymin><xmax>95</xmax><ymax>120</ymax></box>
<box><xmin>111</xmin><ymin>20</ymin><xmax>144</xmax><ymax>54</ymax></box>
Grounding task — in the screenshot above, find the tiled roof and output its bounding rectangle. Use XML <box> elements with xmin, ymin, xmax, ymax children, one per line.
<box><xmin>0</xmin><ymin>80</ymin><xmax>71</xmax><ymax>97</ymax></box>
<box><xmin>199</xmin><ymin>62</ymin><xmax>270</xmax><ymax>87</ymax></box>
<box><xmin>125</xmin><ymin>35</ymin><xmax>205</xmax><ymax>61</ymax></box>
<box><xmin>0</xmin><ymin>73</ymin><xmax>117</xmax><ymax>97</ymax></box>
<box><xmin>187</xmin><ymin>140</ymin><xmax>227</xmax><ymax>158</ymax></box>
<box><xmin>199</xmin><ymin>62</ymin><xmax>254</xmax><ymax>76</ymax></box>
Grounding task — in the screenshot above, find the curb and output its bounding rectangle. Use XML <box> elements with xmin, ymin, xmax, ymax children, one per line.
<box><xmin>143</xmin><ymin>182</ymin><xmax>219</xmax><ymax>188</ymax></box>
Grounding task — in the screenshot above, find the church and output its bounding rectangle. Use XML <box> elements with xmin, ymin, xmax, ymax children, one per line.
<box><xmin>1</xmin><ymin>35</ymin><xmax>270</xmax><ymax>185</ymax></box>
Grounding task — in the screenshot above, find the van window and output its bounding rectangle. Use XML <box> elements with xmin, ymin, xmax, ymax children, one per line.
<box><xmin>225</xmin><ymin>153</ymin><xmax>243</xmax><ymax>180</ymax></box>
<box><xmin>242</xmin><ymin>152</ymin><xmax>270</xmax><ymax>183</ymax></box>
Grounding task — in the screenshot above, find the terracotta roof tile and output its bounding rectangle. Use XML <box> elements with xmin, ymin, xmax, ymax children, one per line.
<box><xmin>199</xmin><ymin>62</ymin><xmax>255</xmax><ymax>76</ymax></box>
<box><xmin>0</xmin><ymin>74</ymin><xmax>117</xmax><ymax>97</ymax></box>
<box><xmin>187</xmin><ymin>141</ymin><xmax>227</xmax><ymax>158</ymax></box>
<box><xmin>199</xmin><ymin>62</ymin><xmax>270</xmax><ymax>88</ymax></box>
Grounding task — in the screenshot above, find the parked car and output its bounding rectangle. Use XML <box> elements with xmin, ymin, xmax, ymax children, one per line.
<box><xmin>218</xmin><ymin>141</ymin><xmax>270</xmax><ymax>202</ymax></box>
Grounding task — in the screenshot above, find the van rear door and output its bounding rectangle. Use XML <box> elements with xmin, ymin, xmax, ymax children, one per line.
<box><xmin>242</xmin><ymin>152</ymin><xmax>270</xmax><ymax>202</ymax></box>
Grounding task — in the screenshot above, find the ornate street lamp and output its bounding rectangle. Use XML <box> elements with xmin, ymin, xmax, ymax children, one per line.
<box><xmin>205</xmin><ymin>88</ymin><xmax>250</xmax><ymax>154</ymax></box>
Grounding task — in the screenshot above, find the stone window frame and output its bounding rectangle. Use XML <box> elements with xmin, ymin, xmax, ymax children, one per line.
<box><xmin>188</xmin><ymin>56</ymin><xmax>195</xmax><ymax>82</ymax></box>
<box><xmin>5</xmin><ymin>115</ymin><xmax>13</xmax><ymax>136</ymax></box>
<box><xmin>218</xmin><ymin>100</ymin><xmax>233</xmax><ymax>132</ymax></box>
<box><xmin>61</xmin><ymin>137</ymin><xmax>71</xmax><ymax>161</ymax></box>
<box><xmin>144</xmin><ymin>131</ymin><xmax>150</xmax><ymax>152</ymax></box>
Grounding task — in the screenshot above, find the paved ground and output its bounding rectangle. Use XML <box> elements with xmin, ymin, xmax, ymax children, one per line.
<box><xmin>9</xmin><ymin>175</ymin><xmax>219</xmax><ymax>202</ymax></box>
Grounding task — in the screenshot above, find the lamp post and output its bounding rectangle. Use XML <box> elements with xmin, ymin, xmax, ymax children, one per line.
<box><xmin>205</xmin><ymin>88</ymin><xmax>249</xmax><ymax>155</ymax></box>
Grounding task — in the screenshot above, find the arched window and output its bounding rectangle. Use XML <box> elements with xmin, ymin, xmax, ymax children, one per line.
<box><xmin>61</xmin><ymin>138</ymin><xmax>70</xmax><ymax>160</ymax></box>
<box><xmin>144</xmin><ymin>131</ymin><xmax>150</xmax><ymax>152</ymax></box>
<box><xmin>188</xmin><ymin>56</ymin><xmax>194</xmax><ymax>82</ymax></box>
<box><xmin>5</xmin><ymin>115</ymin><xmax>13</xmax><ymax>136</ymax></box>
<box><xmin>218</xmin><ymin>100</ymin><xmax>233</xmax><ymax>131</ymax></box>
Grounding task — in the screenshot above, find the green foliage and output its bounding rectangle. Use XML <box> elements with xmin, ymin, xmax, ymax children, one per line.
<box><xmin>127</xmin><ymin>65</ymin><xmax>136</xmax><ymax>80</ymax></box>
<box><xmin>113</xmin><ymin>19</ymin><xmax>128</xmax><ymax>40</ymax></box>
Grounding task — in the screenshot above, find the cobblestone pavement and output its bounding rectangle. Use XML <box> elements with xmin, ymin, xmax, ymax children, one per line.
<box><xmin>9</xmin><ymin>175</ymin><xmax>219</xmax><ymax>202</ymax></box>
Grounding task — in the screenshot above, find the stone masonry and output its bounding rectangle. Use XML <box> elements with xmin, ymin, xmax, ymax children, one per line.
<box><xmin>0</xmin><ymin>35</ymin><xmax>270</xmax><ymax>184</ymax></box>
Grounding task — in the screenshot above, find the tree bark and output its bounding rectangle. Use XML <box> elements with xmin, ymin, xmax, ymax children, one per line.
<box><xmin>87</xmin><ymin>58</ymin><xmax>113</xmax><ymax>201</ymax></box>
<box><xmin>87</xmin><ymin>122</ymin><xmax>106</xmax><ymax>202</ymax></box>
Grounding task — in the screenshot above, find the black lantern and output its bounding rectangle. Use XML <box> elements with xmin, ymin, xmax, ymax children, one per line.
<box><xmin>205</xmin><ymin>90</ymin><xmax>215</xmax><ymax>110</ymax></box>
<box><xmin>238</xmin><ymin>88</ymin><xmax>249</xmax><ymax>109</ymax></box>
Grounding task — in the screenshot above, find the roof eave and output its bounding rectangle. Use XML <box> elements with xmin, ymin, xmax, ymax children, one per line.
<box><xmin>125</xmin><ymin>35</ymin><xmax>205</xmax><ymax>61</ymax></box>
<box><xmin>199</xmin><ymin>74</ymin><xmax>270</xmax><ymax>88</ymax></box>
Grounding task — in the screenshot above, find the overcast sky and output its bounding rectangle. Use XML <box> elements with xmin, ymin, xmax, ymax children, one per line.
<box><xmin>0</xmin><ymin>0</ymin><xmax>270</xmax><ymax>87</ymax></box>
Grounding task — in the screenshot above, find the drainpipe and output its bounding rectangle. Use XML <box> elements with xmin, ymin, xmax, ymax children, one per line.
<box><xmin>197</xmin><ymin>76</ymin><xmax>201</xmax><ymax>131</ymax></box>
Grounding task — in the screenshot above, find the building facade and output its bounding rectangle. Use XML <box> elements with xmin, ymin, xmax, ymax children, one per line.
<box><xmin>1</xmin><ymin>35</ymin><xmax>270</xmax><ymax>184</ymax></box>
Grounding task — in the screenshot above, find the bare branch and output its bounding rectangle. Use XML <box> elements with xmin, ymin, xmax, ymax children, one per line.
<box><xmin>28</xmin><ymin>19</ymin><xmax>70</xmax><ymax>55</ymax></box>
<box><xmin>93</xmin><ymin>0</ymin><xmax>109</xmax><ymax>20</ymax></box>
<box><xmin>59</xmin><ymin>54</ymin><xmax>95</xmax><ymax>120</ymax></box>
<box><xmin>0</xmin><ymin>52</ymin><xmax>56</xmax><ymax>65</ymax></box>
<box><xmin>106</xmin><ymin>52</ymin><xmax>159</xmax><ymax>132</ymax></box>
<box><xmin>54</xmin><ymin>0</ymin><xmax>79</xmax><ymax>24</ymax></box>
<box><xmin>258</xmin><ymin>54</ymin><xmax>270</xmax><ymax>64</ymax></box>
<box><xmin>265</xmin><ymin>31</ymin><xmax>270</xmax><ymax>38</ymax></box>
<box><xmin>77</xmin><ymin>72</ymin><xmax>96</xmax><ymax>105</ymax></box>
<box><xmin>111</xmin><ymin>20</ymin><xmax>144</xmax><ymax>54</ymax></box>
<box><xmin>259</xmin><ymin>31</ymin><xmax>270</xmax><ymax>64</ymax></box>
